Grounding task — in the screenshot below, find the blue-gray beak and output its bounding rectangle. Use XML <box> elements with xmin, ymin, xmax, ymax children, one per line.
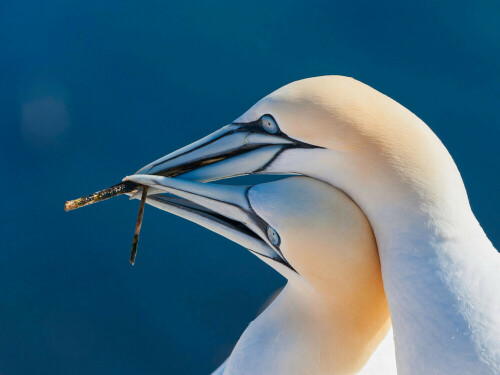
<box><xmin>135</xmin><ymin>118</ymin><xmax>317</xmax><ymax>183</ymax></box>
<box><xmin>124</xmin><ymin>174</ymin><xmax>297</xmax><ymax>276</ymax></box>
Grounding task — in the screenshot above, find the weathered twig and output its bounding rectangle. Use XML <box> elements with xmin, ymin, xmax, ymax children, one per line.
<box><xmin>64</xmin><ymin>181</ymin><xmax>138</xmax><ymax>211</ymax></box>
<box><xmin>129</xmin><ymin>186</ymin><xmax>149</xmax><ymax>265</ymax></box>
<box><xmin>65</xmin><ymin>180</ymin><xmax>150</xmax><ymax>264</ymax></box>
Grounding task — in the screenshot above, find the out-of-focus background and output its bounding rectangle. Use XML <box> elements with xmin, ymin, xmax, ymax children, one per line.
<box><xmin>1</xmin><ymin>1</ymin><xmax>499</xmax><ymax>373</ymax></box>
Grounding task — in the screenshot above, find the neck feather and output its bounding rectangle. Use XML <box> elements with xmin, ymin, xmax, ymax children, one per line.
<box><xmin>279</xmin><ymin>127</ymin><xmax>500</xmax><ymax>373</ymax></box>
<box><xmin>345</xmin><ymin>152</ymin><xmax>500</xmax><ymax>374</ymax></box>
<box><xmin>225</xmin><ymin>281</ymin><xmax>391</xmax><ymax>375</ymax></box>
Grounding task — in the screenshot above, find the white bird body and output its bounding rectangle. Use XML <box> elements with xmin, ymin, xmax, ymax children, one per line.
<box><xmin>214</xmin><ymin>284</ymin><xmax>395</xmax><ymax>375</ymax></box>
<box><xmin>127</xmin><ymin>75</ymin><xmax>499</xmax><ymax>374</ymax></box>
<box><xmin>213</xmin><ymin>329</ymin><xmax>396</xmax><ymax>375</ymax></box>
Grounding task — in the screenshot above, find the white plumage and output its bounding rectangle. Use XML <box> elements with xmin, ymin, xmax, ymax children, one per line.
<box><xmin>126</xmin><ymin>175</ymin><xmax>396</xmax><ymax>374</ymax></box>
<box><xmin>128</xmin><ymin>75</ymin><xmax>498</xmax><ymax>374</ymax></box>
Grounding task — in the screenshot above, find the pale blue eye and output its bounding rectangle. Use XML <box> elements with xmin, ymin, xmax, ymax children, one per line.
<box><xmin>261</xmin><ymin>115</ymin><xmax>278</xmax><ymax>134</ymax></box>
<box><xmin>266</xmin><ymin>226</ymin><xmax>280</xmax><ymax>245</ymax></box>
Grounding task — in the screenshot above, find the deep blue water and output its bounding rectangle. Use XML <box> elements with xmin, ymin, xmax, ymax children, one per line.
<box><xmin>0</xmin><ymin>1</ymin><xmax>498</xmax><ymax>374</ymax></box>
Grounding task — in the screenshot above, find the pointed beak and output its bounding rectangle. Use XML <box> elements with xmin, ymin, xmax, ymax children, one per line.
<box><xmin>135</xmin><ymin>122</ymin><xmax>316</xmax><ymax>183</ymax></box>
<box><xmin>123</xmin><ymin>174</ymin><xmax>296</xmax><ymax>273</ymax></box>
<box><xmin>65</xmin><ymin>119</ymin><xmax>320</xmax><ymax>212</ymax></box>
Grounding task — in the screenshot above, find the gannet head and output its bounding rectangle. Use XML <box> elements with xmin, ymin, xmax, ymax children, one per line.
<box><xmin>124</xmin><ymin>175</ymin><xmax>390</xmax><ymax>372</ymax></box>
<box><xmin>125</xmin><ymin>175</ymin><xmax>384</xmax><ymax>298</ymax></box>
<box><xmin>135</xmin><ymin>76</ymin><xmax>473</xmax><ymax>240</ymax></box>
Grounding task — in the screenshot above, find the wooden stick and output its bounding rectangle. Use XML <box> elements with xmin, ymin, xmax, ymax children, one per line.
<box><xmin>64</xmin><ymin>181</ymin><xmax>138</xmax><ymax>211</ymax></box>
<box><xmin>129</xmin><ymin>186</ymin><xmax>148</xmax><ymax>265</ymax></box>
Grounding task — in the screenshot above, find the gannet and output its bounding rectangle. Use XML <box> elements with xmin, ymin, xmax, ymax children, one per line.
<box><xmin>125</xmin><ymin>175</ymin><xmax>395</xmax><ymax>374</ymax></box>
<box><xmin>131</xmin><ymin>76</ymin><xmax>500</xmax><ymax>374</ymax></box>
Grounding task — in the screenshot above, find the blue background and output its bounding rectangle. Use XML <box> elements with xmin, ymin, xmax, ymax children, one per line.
<box><xmin>1</xmin><ymin>1</ymin><xmax>498</xmax><ymax>373</ymax></box>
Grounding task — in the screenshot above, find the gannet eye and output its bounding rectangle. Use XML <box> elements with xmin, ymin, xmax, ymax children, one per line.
<box><xmin>266</xmin><ymin>226</ymin><xmax>280</xmax><ymax>245</ymax></box>
<box><xmin>261</xmin><ymin>115</ymin><xmax>278</xmax><ymax>134</ymax></box>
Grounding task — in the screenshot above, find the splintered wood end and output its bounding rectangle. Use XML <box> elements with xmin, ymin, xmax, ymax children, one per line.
<box><xmin>129</xmin><ymin>186</ymin><xmax>149</xmax><ymax>265</ymax></box>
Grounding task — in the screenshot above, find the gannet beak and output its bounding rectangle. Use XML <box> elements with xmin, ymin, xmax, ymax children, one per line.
<box><xmin>135</xmin><ymin>121</ymin><xmax>317</xmax><ymax>182</ymax></box>
<box><xmin>123</xmin><ymin>174</ymin><xmax>296</xmax><ymax>273</ymax></box>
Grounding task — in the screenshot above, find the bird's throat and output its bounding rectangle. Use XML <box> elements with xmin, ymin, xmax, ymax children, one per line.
<box><xmin>225</xmin><ymin>282</ymin><xmax>391</xmax><ymax>375</ymax></box>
